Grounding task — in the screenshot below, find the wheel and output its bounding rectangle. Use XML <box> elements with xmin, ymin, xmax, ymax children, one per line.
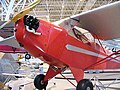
<box><xmin>76</xmin><ymin>79</ymin><xmax>93</xmax><ymax>90</ymax></box>
<box><xmin>34</xmin><ymin>74</ymin><xmax>48</xmax><ymax>90</ymax></box>
<box><xmin>25</xmin><ymin>53</ymin><xmax>31</xmax><ymax>59</ymax></box>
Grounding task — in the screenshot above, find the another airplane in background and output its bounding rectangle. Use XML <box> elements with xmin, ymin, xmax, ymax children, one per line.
<box><xmin>0</xmin><ymin>44</ymin><xmax>26</xmax><ymax>53</ymax></box>
<box><xmin>1</xmin><ymin>0</ymin><xmax>120</xmax><ymax>90</ymax></box>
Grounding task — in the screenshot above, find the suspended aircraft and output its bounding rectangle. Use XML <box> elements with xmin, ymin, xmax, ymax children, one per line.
<box><xmin>0</xmin><ymin>22</ymin><xmax>26</xmax><ymax>53</ymax></box>
<box><xmin>1</xmin><ymin>0</ymin><xmax>120</xmax><ymax>90</ymax></box>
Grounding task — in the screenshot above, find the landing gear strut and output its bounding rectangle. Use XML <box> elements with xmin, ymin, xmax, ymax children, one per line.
<box><xmin>34</xmin><ymin>74</ymin><xmax>48</xmax><ymax>90</ymax></box>
<box><xmin>76</xmin><ymin>79</ymin><xmax>93</xmax><ymax>90</ymax></box>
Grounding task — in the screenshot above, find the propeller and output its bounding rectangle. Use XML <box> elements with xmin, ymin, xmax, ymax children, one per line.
<box><xmin>0</xmin><ymin>0</ymin><xmax>41</xmax><ymax>29</ymax></box>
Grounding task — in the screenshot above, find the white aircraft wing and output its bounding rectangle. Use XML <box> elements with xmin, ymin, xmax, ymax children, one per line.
<box><xmin>54</xmin><ymin>1</ymin><xmax>120</xmax><ymax>40</ymax></box>
<box><xmin>0</xmin><ymin>36</ymin><xmax>23</xmax><ymax>49</ymax></box>
<box><xmin>1</xmin><ymin>73</ymin><xmax>26</xmax><ymax>77</ymax></box>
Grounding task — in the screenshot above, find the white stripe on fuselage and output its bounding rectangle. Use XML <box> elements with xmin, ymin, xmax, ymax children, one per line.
<box><xmin>66</xmin><ymin>44</ymin><xmax>120</xmax><ymax>63</ymax></box>
<box><xmin>66</xmin><ymin>44</ymin><xmax>105</xmax><ymax>58</ymax></box>
<box><xmin>54</xmin><ymin>27</ymin><xmax>62</xmax><ymax>31</ymax></box>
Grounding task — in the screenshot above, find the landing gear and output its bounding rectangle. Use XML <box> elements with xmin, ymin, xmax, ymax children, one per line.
<box><xmin>76</xmin><ymin>79</ymin><xmax>93</xmax><ymax>90</ymax></box>
<box><xmin>34</xmin><ymin>74</ymin><xmax>48</xmax><ymax>90</ymax></box>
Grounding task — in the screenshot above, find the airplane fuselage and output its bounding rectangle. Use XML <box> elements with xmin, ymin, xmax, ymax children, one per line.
<box><xmin>15</xmin><ymin>16</ymin><xmax>120</xmax><ymax>71</ymax></box>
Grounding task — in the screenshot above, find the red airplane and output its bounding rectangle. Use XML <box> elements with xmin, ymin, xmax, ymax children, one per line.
<box><xmin>1</xmin><ymin>0</ymin><xmax>120</xmax><ymax>90</ymax></box>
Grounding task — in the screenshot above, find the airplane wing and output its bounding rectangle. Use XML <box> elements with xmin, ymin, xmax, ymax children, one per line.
<box><xmin>0</xmin><ymin>36</ymin><xmax>22</xmax><ymax>49</ymax></box>
<box><xmin>54</xmin><ymin>1</ymin><xmax>120</xmax><ymax>40</ymax></box>
<box><xmin>0</xmin><ymin>21</ymin><xmax>14</xmax><ymax>38</ymax></box>
<box><xmin>1</xmin><ymin>73</ymin><xmax>26</xmax><ymax>77</ymax></box>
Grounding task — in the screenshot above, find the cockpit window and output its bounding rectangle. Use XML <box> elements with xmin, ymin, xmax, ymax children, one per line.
<box><xmin>68</xmin><ymin>26</ymin><xmax>94</xmax><ymax>43</ymax></box>
<box><xmin>72</xmin><ymin>28</ymin><xmax>88</xmax><ymax>42</ymax></box>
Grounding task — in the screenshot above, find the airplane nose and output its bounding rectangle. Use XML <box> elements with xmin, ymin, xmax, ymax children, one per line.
<box><xmin>24</xmin><ymin>15</ymin><xmax>39</xmax><ymax>32</ymax></box>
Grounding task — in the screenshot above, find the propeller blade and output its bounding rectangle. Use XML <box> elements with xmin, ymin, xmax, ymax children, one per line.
<box><xmin>12</xmin><ymin>0</ymin><xmax>41</xmax><ymax>22</ymax></box>
<box><xmin>0</xmin><ymin>0</ymin><xmax>41</xmax><ymax>29</ymax></box>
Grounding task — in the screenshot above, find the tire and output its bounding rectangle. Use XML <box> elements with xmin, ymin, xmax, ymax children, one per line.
<box><xmin>34</xmin><ymin>74</ymin><xmax>48</xmax><ymax>90</ymax></box>
<box><xmin>76</xmin><ymin>79</ymin><xmax>93</xmax><ymax>90</ymax></box>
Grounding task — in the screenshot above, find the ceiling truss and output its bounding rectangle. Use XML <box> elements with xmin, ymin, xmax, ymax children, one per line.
<box><xmin>0</xmin><ymin>0</ymin><xmax>120</xmax><ymax>22</ymax></box>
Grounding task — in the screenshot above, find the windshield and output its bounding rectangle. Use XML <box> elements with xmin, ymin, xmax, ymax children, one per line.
<box><xmin>68</xmin><ymin>26</ymin><xmax>94</xmax><ymax>43</ymax></box>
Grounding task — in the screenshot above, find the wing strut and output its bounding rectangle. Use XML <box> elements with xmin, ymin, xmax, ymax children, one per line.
<box><xmin>92</xmin><ymin>54</ymin><xmax>120</xmax><ymax>67</ymax></box>
<box><xmin>60</xmin><ymin>73</ymin><xmax>76</xmax><ymax>87</ymax></box>
<box><xmin>94</xmin><ymin>34</ymin><xmax>106</xmax><ymax>54</ymax></box>
<box><xmin>84</xmin><ymin>49</ymin><xmax>120</xmax><ymax>70</ymax></box>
